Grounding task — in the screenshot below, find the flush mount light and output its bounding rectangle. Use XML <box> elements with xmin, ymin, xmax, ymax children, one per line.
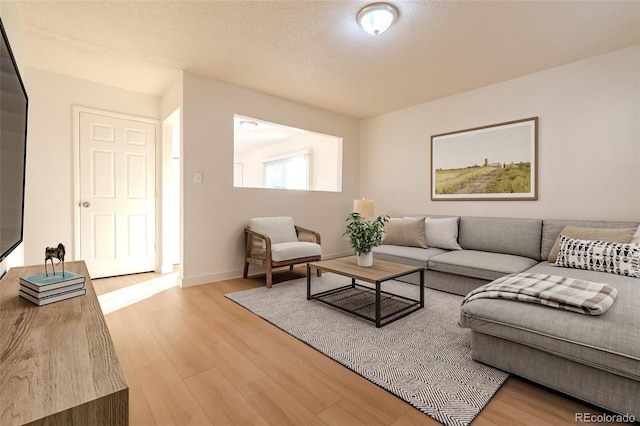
<box><xmin>357</xmin><ymin>3</ymin><xmax>398</xmax><ymax>35</ymax></box>
<box><xmin>239</xmin><ymin>120</ymin><xmax>258</xmax><ymax>131</ymax></box>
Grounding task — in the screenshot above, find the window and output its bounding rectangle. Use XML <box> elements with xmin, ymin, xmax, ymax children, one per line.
<box><xmin>263</xmin><ymin>151</ymin><xmax>311</xmax><ymax>190</ymax></box>
<box><xmin>233</xmin><ymin>115</ymin><xmax>342</xmax><ymax>192</ymax></box>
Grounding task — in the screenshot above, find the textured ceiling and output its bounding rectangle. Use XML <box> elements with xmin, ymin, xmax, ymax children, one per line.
<box><xmin>16</xmin><ymin>1</ymin><xmax>640</xmax><ymax>119</ymax></box>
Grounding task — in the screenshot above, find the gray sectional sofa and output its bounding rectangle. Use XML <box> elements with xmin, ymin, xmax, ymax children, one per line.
<box><xmin>373</xmin><ymin>215</ymin><xmax>640</xmax><ymax>417</ymax></box>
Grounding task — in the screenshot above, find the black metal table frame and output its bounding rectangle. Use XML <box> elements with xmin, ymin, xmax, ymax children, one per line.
<box><xmin>307</xmin><ymin>264</ymin><xmax>424</xmax><ymax>328</ymax></box>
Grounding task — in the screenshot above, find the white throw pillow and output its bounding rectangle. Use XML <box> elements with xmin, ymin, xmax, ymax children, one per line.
<box><xmin>425</xmin><ymin>217</ymin><xmax>462</xmax><ymax>250</ymax></box>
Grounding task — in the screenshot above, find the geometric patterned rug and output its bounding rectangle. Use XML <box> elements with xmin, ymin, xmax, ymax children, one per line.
<box><xmin>226</xmin><ymin>273</ymin><xmax>509</xmax><ymax>426</ymax></box>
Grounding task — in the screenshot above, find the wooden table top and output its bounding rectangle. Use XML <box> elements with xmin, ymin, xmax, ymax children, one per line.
<box><xmin>0</xmin><ymin>261</ymin><xmax>128</xmax><ymax>425</ymax></box>
<box><xmin>309</xmin><ymin>256</ymin><xmax>422</xmax><ymax>284</ymax></box>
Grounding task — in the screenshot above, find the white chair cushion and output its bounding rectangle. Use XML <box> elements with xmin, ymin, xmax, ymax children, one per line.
<box><xmin>271</xmin><ymin>242</ymin><xmax>321</xmax><ymax>262</ymax></box>
<box><xmin>249</xmin><ymin>216</ymin><xmax>298</xmax><ymax>244</ymax></box>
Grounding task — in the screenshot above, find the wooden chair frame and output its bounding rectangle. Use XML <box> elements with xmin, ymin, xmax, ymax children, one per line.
<box><xmin>243</xmin><ymin>225</ymin><xmax>321</xmax><ymax>288</ymax></box>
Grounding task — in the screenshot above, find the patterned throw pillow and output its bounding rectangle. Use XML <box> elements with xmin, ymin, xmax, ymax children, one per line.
<box><xmin>555</xmin><ymin>235</ymin><xmax>640</xmax><ymax>278</ymax></box>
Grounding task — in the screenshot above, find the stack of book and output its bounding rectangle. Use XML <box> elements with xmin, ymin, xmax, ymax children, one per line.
<box><xmin>19</xmin><ymin>271</ymin><xmax>86</xmax><ymax>306</ymax></box>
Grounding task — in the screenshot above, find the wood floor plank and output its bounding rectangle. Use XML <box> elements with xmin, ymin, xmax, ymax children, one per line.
<box><xmin>199</xmin><ymin>287</ymin><xmax>271</xmax><ymax>332</ymax></box>
<box><xmin>104</xmin><ymin>305</ymin><xmax>167</xmax><ymax>369</ymax></box>
<box><xmin>135</xmin><ymin>286</ymin><xmax>193</xmax><ymax>318</ymax></box>
<box><xmin>476</xmin><ymin>378</ymin><xmax>602</xmax><ymax>426</ymax></box>
<box><xmin>391</xmin><ymin>406</ymin><xmax>442</xmax><ymax>426</ymax></box>
<box><xmin>138</xmin><ymin>309</ymin><xmax>216</xmax><ymax>379</ymax></box>
<box><xmin>93</xmin><ymin>271</ymin><xmax>162</xmax><ymax>296</ymax></box>
<box><xmin>135</xmin><ymin>359</ymin><xmax>213</xmax><ymax>426</ymax></box>
<box><xmin>167</xmin><ymin>286</ymin><xmax>235</xmax><ymax>327</ymax></box>
<box><xmin>238</xmin><ymin>376</ymin><xmax>326</xmax><ymax>426</ymax></box>
<box><xmin>184</xmin><ymin>368</ymin><xmax>269</xmax><ymax>425</ymax></box>
<box><xmin>117</xmin><ymin>351</ymin><xmax>157</xmax><ymax>426</ymax></box>
<box><xmin>216</xmin><ymin>321</ymin><xmax>342</xmax><ymax>414</ymax></box>
<box><xmin>169</xmin><ymin>313</ymin><xmax>267</xmax><ymax>388</ymax></box>
<box><xmin>317</xmin><ymin>402</ymin><xmax>373</xmax><ymax>426</ymax></box>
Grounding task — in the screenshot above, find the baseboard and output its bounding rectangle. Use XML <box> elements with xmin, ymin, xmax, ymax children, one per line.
<box><xmin>179</xmin><ymin>251</ymin><xmax>354</xmax><ymax>287</ymax></box>
<box><xmin>179</xmin><ymin>269</ymin><xmax>243</xmax><ymax>287</ymax></box>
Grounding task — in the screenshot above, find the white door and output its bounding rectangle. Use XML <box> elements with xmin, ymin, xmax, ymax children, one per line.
<box><xmin>79</xmin><ymin>111</ymin><xmax>156</xmax><ymax>278</ymax></box>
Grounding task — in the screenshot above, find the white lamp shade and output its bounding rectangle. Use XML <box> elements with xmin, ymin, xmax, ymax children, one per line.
<box><xmin>357</xmin><ymin>3</ymin><xmax>398</xmax><ymax>35</ymax></box>
<box><xmin>353</xmin><ymin>199</ymin><xmax>374</xmax><ymax>217</ymax></box>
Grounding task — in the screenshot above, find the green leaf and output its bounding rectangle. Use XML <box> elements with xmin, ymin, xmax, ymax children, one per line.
<box><xmin>343</xmin><ymin>213</ymin><xmax>390</xmax><ymax>255</ymax></box>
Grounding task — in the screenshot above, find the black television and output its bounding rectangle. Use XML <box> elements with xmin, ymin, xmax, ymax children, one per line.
<box><xmin>0</xmin><ymin>18</ymin><xmax>28</xmax><ymax>267</ymax></box>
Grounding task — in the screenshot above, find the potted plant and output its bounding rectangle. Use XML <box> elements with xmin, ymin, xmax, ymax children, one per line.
<box><xmin>343</xmin><ymin>212</ymin><xmax>390</xmax><ymax>267</ymax></box>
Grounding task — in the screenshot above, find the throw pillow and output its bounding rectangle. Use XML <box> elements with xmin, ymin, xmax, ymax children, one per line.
<box><xmin>382</xmin><ymin>218</ymin><xmax>427</xmax><ymax>248</ymax></box>
<box><xmin>547</xmin><ymin>226</ymin><xmax>636</xmax><ymax>262</ymax></box>
<box><xmin>555</xmin><ymin>235</ymin><xmax>640</xmax><ymax>278</ymax></box>
<box><xmin>425</xmin><ymin>217</ymin><xmax>462</xmax><ymax>250</ymax></box>
<box><xmin>632</xmin><ymin>226</ymin><xmax>640</xmax><ymax>244</ymax></box>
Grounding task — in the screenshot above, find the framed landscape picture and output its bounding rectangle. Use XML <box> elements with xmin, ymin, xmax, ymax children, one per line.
<box><xmin>431</xmin><ymin>117</ymin><xmax>538</xmax><ymax>201</ymax></box>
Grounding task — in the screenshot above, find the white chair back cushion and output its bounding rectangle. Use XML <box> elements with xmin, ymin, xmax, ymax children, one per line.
<box><xmin>249</xmin><ymin>216</ymin><xmax>299</xmax><ymax>244</ymax></box>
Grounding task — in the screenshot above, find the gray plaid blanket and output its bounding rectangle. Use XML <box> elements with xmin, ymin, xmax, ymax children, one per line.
<box><xmin>461</xmin><ymin>272</ymin><xmax>617</xmax><ymax>315</ymax></box>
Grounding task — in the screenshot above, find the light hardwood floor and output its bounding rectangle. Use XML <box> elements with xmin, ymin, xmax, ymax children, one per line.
<box><xmin>94</xmin><ymin>268</ymin><xmax>610</xmax><ymax>426</ymax></box>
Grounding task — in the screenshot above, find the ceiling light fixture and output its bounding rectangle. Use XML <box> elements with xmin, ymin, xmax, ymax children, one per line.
<box><xmin>357</xmin><ymin>3</ymin><xmax>398</xmax><ymax>35</ymax></box>
<box><xmin>239</xmin><ymin>120</ymin><xmax>258</xmax><ymax>131</ymax></box>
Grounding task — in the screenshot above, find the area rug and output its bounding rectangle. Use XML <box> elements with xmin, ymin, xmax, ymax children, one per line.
<box><xmin>226</xmin><ymin>274</ymin><xmax>509</xmax><ymax>426</ymax></box>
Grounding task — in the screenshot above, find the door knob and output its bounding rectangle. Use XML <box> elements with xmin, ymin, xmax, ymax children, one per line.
<box><xmin>82</xmin><ymin>202</ymin><xmax>91</xmax><ymax>208</ymax></box>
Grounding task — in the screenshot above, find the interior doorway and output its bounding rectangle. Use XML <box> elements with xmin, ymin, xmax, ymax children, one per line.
<box><xmin>161</xmin><ymin>108</ymin><xmax>181</xmax><ymax>272</ymax></box>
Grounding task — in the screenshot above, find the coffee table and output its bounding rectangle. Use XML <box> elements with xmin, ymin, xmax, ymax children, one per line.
<box><xmin>307</xmin><ymin>256</ymin><xmax>424</xmax><ymax>328</ymax></box>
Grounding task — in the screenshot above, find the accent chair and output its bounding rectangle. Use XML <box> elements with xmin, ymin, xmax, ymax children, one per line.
<box><xmin>243</xmin><ymin>216</ymin><xmax>321</xmax><ymax>288</ymax></box>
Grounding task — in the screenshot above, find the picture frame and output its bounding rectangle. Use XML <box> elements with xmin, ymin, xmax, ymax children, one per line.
<box><xmin>431</xmin><ymin>117</ymin><xmax>538</xmax><ymax>201</ymax></box>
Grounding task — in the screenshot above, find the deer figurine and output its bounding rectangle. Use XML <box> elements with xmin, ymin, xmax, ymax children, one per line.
<box><xmin>45</xmin><ymin>243</ymin><xmax>65</xmax><ymax>277</ymax></box>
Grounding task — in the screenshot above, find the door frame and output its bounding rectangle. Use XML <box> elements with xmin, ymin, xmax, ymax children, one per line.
<box><xmin>73</xmin><ymin>106</ymin><xmax>161</xmax><ymax>274</ymax></box>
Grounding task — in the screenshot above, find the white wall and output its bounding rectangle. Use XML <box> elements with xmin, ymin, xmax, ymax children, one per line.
<box><xmin>22</xmin><ymin>68</ymin><xmax>160</xmax><ymax>266</ymax></box>
<box><xmin>181</xmin><ymin>72</ymin><xmax>359</xmax><ymax>286</ymax></box>
<box><xmin>360</xmin><ymin>46</ymin><xmax>640</xmax><ymax>222</ymax></box>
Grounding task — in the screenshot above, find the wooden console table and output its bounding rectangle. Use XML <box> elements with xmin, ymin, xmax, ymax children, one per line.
<box><xmin>0</xmin><ymin>261</ymin><xmax>128</xmax><ymax>425</ymax></box>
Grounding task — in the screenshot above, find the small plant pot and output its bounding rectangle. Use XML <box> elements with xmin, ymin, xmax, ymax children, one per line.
<box><xmin>357</xmin><ymin>252</ymin><xmax>373</xmax><ymax>267</ymax></box>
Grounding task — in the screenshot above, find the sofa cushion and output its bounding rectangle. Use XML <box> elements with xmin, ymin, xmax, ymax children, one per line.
<box><xmin>271</xmin><ymin>242</ymin><xmax>321</xmax><ymax>262</ymax></box>
<box><xmin>373</xmin><ymin>245</ymin><xmax>447</xmax><ymax>269</ymax></box>
<box><xmin>547</xmin><ymin>225</ymin><xmax>637</xmax><ymax>262</ymax></box>
<box><xmin>249</xmin><ymin>216</ymin><xmax>298</xmax><ymax>244</ymax></box>
<box><xmin>541</xmin><ymin>219</ymin><xmax>639</xmax><ymax>261</ymax></box>
<box><xmin>555</xmin><ymin>235</ymin><xmax>640</xmax><ymax>278</ymax></box>
<box><xmin>458</xmin><ymin>216</ymin><xmax>542</xmax><ymax>260</ymax></box>
<box><xmin>425</xmin><ymin>217</ymin><xmax>462</xmax><ymax>250</ymax></box>
<box><xmin>382</xmin><ymin>218</ymin><xmax>427</xmax><ymax>248</ymax></box>
<box><xmin>428</xmin><ymin>250</ymin><xmax>539</xmax><ymax>281</ymax></box>
<box><xmin>461</xmin><ymin>261</ymin><xmax>640</xmax><ymax>381</ymax></box>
